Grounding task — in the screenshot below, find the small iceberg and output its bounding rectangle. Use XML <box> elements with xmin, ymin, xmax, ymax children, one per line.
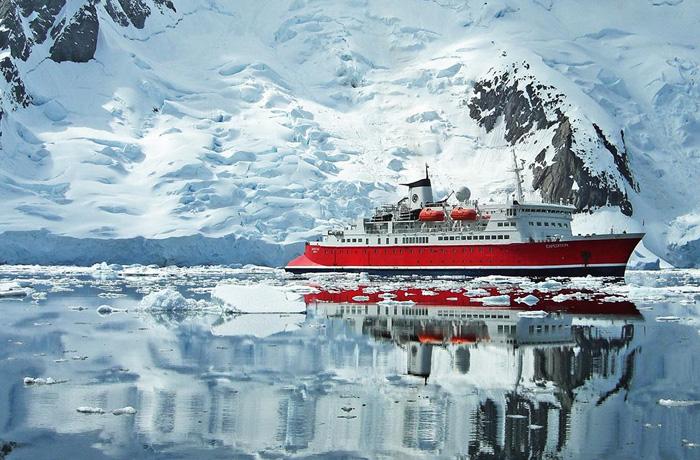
<box><xmin>518</xmin><ymin>310</ymin><xmax>548</xmax><ymax>318</ymax></box>
<box><xmin>24</xmin><ymin>377</ymin><xmax>65</xmax><ymax>386</ymax></box>
<box><xmin>0</xmin><ymin>282</ymin><xmax>30</xmax><ymax>298</ymax></box>
<box><xmin>76</xmin><ymin>406</ymin><xmax>105</xmax><ymax>414</ymax></box>
<box><xmin>515</xmin><ymin>294</ymin><xmax>540</xmax><ymax>306</ymax></box>
<box><xmin>658</xmin><ymin>399</ymin><xmax>700</xmax><ymax>407</ymax></box>
<box><xmin>112</xmin><ymin>407</ymin><xmax>137</xmax><ymax>415</ymax></box>
<box><xmin>475</xmin><ymin>295</ymin><xmax>510</xmax><ymax>306</ymax></box>
<box><xmin>655</xmin><ymin>316</ymin><xmax>681</xmax><ymax>322</ymax></box>
<box><xmin>139</xmin><ymin>288</ymin><xmax>212</xmax><ymax>311</ymax></box>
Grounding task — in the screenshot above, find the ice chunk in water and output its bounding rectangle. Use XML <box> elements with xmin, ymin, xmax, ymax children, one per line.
<box><xmin>516</xmin><ymin>294</ymin><xmax>540</xmax><ymax>306</ymax></box>
<box><xmin>112</xmin><ymin>407</ymin><xmax>137</xmax><ymax>415</ymax></box>
<box><xmin>76</xmin><ymin>407</ymin><xmax>105</xmax><ymax>414</ymax></box>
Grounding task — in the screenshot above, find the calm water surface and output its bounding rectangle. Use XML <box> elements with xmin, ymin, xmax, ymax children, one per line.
<box><xmin>0</xmin><ymin>266</ymin><xmax>699</xmax><ymax>459</ymax></box>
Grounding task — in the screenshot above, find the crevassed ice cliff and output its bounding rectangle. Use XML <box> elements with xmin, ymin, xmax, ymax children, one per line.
<box><xmin>0</xmin><ymin>0</ymin><xmax>698</xmax><ymax>266</ymax></box>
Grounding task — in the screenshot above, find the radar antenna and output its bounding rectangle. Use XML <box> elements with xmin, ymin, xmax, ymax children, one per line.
<box><xmin>512</xmin><ymin>149</ymin><xmax>525</xmax><ymax>203</ymax></box>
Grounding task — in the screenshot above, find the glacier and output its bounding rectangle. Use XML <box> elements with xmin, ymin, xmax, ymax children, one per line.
<box><xmin>0</xmin><ymin>0</ymin><xmax>699</xmax><ymax>266</ymax></box>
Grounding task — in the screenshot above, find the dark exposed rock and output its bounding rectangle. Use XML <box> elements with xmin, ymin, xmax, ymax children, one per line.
<box><xmin>469</xmin><ymin>65</ymin><xmax>637</xmax><ymax>216</ymax></box>
<box><xmin>0</xmin><ymin>2</ymin><xmax>33</xmax><ymax>60</ymax></box>
<box><xmin>0</xmin><ymin>57</ymin><xmax>31</xmax><ymax>107</ymax></box>
<box><xmin>0</xmin><ymin>440</ymin><xmax>18</xmax><ymax>459</ymax></box>
<box><xmin>117</xmin><ymin>0</ymin><xmax>152</xmax><ymax>29</ymax></box>
<box><xmin>154</xmin><ymin>0</ymin><xmax>176</xmax><ymax>12</ymax></box>
<box><xmin>18</xmin><ymin>0</ymin><xmax>67</xmax><ymax>44</ymax></box>
<box><xmin>105</xmin><ymin>0</ymin><xmax>131</xmax><ymax>27</ymax></box>
<box><xmin>50</xmin><ymin>2</ymin><xmax>99</xmax><ymax>63</ymax></box>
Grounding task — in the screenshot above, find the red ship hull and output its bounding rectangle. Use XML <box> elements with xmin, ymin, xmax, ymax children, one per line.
<box><xmin>285</xmin><ymin>234</ymin><xmax>643</xmax><ymax>277</ymax></box>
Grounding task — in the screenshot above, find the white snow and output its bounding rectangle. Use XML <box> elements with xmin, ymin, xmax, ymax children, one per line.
<box><xmin>211</xmin><ymin>283</ymin><xmax>305</xmax><ymax>314</ymax></box>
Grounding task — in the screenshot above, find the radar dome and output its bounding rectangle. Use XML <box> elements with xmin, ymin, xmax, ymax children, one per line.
<box><xmin>456</xmin><ymin>186</ymin><xmax>471</xmax><ymax>203</ymax></box>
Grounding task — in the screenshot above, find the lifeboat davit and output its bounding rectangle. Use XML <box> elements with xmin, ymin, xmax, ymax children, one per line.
<box><xmin>450</xmin><ymin>207</ymin><xmax>477</xmax><ymax>221</ymax></box>
<box><xmin>419</xmin><ymin>208</ymin><xmax>445</xmax><ymax>222</ymax></box>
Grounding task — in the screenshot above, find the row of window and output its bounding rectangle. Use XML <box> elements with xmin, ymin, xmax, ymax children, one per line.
<box><xmin>528</xmin><ymin>324</ymin><xmax>565</xmax><ymax>333</ymax></box>
<box><xmin>340</xmin><ymin>234</ymin><xmax>512</xmax><ymax>244</ymax></box>
<box><xmin>402</xmin><ymin>237</ymin><xmax>428</xmax><ymax>244</ymax></box>
<box><xmin>438</xmin><ymin>234</ymin><xmax>510</xmax><ymax>241</ymax></box>
<box><xmin>496</xmin><ymin>222</ymin><xmax>516</xmax><ymax>227</ymax></box>
<box><xmin>437</xmin><ymin>311</ymin><xmax>510</xmax><ymax>319</ymax></box>
<box><xmin>520</xmin><ymin>208</ymin><xmax>570</xmax><ymax>215</ymax></box>
<box><xmin>528</xmin><ymin>221</ymin><xmax>568</xmax><ymax>228</ymax></box>
<box><xmin>497</xmin><ymin>325</ymin><xmax>517</xmax><ymax>334</ymax></box>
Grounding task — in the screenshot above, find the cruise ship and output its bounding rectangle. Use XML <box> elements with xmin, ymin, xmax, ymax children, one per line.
<box><xmin>286</xmin><ymin>154</ymin><xmax>643</xmax><ymax>276</ymax></box>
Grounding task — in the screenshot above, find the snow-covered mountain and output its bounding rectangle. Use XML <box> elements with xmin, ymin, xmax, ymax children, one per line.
<box><xmin>0</xmin><ymin>0</ymin><xmax>698</xmax><ymax>266</ymax></box>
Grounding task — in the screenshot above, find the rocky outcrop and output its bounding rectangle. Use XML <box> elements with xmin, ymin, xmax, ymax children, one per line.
<box><xmin>469</xmin><ymin>66</ymin><xmax>638</xmax><ymax>216</ymax></box>
<box><xmin>0</xmin><ymin>0</ymin><xmax>177</xmax><ymax>124</ymax></box>
<box><xmin>50</xmin><ymin>2</ymin><xmax>99</xmax><ymax>63</ymax></box>
<box><xmin>0</xmin><ymin>57</ymin><xmax>31</xmax><ymax>109</ymax></box>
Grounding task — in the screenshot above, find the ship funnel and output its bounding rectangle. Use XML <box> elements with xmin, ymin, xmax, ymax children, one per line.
<box><xmin>401</xmin><ymin>164</ymin><xmax>434</xmax><ymax>212</ymax></box>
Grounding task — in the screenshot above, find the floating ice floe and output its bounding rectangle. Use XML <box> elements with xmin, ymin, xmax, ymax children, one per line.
<box><xmin>518</xmin><ymin>310</ymin><xmax>548</xmax><ymax>318</ymax></box>
<box><xmin>23</xmin><ymin>377</ymin><xmax>65</xmax><ymax>385</ymax></box>
<box><xmin>211</xmin><ymin>283</ymin><xmax>305</xmax><ymax>313</ymax></box>
<box><xmin>0</xmin><ymin>282</ymin><xmax>30</xmax><ymax>298</ymax></box>
<box><xmin>112</xmin><ymin>407</ymin><xmax>137</xmax><ymax>415</ymax></box>
<box><xmin>377</xmin><ymin>299</ymin><xmax>416</xmax><ymax>307</ymax></box>
<box><xmin>96</xmin><ymin>305</ymin><xmax>125</xmax><ymax>316</ymax></box>
<box><xmin>76</xmin><ymin>407</ymin><xmax>105</xmax><ymax>414</ymax></box>
<box><xmin>463</xmin><ymin>288</ymin><xmax>489</xmax><ymax>297</ymax></box>
<box><xmin>658</xmin><ymin>399</ymin><xmax>700</xmax><ymax>407</ymax></box>
<box><xmin>655</xmin><ymin>316</ymin><xmax>682</xmax><ymax>322</ymax></box>
<box><xmin>515</xmin><ymin>294</ymin><xmax>540</xmax><ymax>306</ymax></box>
<box><xmin>352</xmin><ymin>295</ymin><xmax>370</xmax><ymax>301</ymax></box>
<box><xmin>475</xmin><ymin>295</ymin><xmax>510</xmax><ymax>306</ymax></box>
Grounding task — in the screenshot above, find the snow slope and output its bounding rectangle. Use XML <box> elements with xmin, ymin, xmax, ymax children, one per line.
<box><xmin>0</xmin><ymin>0</ymin><xmax>699</xmax><ymax>266</ymax></box>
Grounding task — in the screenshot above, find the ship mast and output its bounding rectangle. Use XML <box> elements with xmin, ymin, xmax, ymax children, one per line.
<box><xmin>512</xmin><ymin>149</ymin><xmax>525</xmax><ymax>203</ymax></box>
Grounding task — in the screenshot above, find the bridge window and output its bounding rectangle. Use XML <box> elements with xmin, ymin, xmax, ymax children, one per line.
<box><xmin>511</xmin><ymin>222</ymin><xmax>516</xmax><ymax>227</ymax></box>
<box><xmin>505</xmin><ymin>235</ymin><xmax>510</xmax><ymax>239</ymax></box>
<box><xmin>544</xmin><ymin>222</ymin><xmax>549</xmax><ymax>227</ymax></box>
<box><xmin>461</xmin><ymin>236</ymin><xmax>466</xmax><ymax>240</ymax></box>
<box><xmin>529</xmin><ymin>222</ymin><xmax>534</xmax><ymax>226</ymax></box>
<box><xmin>498</xmin><ymin>235</ymin><xmax>504</xmax><ymax>240</ymax></box>
<box><xmin>497</xmin><ymin>222</ymin><xmax>503</xmax><ymax>227</ymax></box>
<box><xmin>467</xmin><ymin>236</ymin><xmax>472</xmax><ymax>240</ymax></box>
<box><xmin>537</xmin><ymin>222</ymin><xmax>542</xmax><ymax>226</ymax></box>
<box><xmin>478</xmin><ymin>236</ymin><xmax>484</xmax><ymax>240</ymax></box>
<box><xmin>449</xmin><ymin>236</ymin><xmax>455</xmax><ymax>241</ymax></box>
<box><xmin>438</xmin><ymin>236</ymin><xmax>443</xmax><ymax>241</ymax></box>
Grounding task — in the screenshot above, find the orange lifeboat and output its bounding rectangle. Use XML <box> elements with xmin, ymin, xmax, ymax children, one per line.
<box><xmin>419</xmin><ymin>208</ymin><xmax>445</xmax><ymax>222</ymax></box>
<box><xmin>450</xmin><ymin>207</ymin><xmax>477</xmax><ymax>221</ymax></box>
<box><xmin>418</xmin><ymin>333</ymin><xmax>444</xmax><ymax>344</ymax></box>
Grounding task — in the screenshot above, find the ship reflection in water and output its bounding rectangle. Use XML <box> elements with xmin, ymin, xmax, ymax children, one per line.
<box><xmin>2</xmin><ymin>272</ymin><xmax>700</xmax><ymax>459</ymax></box>
<box><xmin>305</xmin><ymin>287</ymin><xmax>644</xmax><ymax>458</ymax></box>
